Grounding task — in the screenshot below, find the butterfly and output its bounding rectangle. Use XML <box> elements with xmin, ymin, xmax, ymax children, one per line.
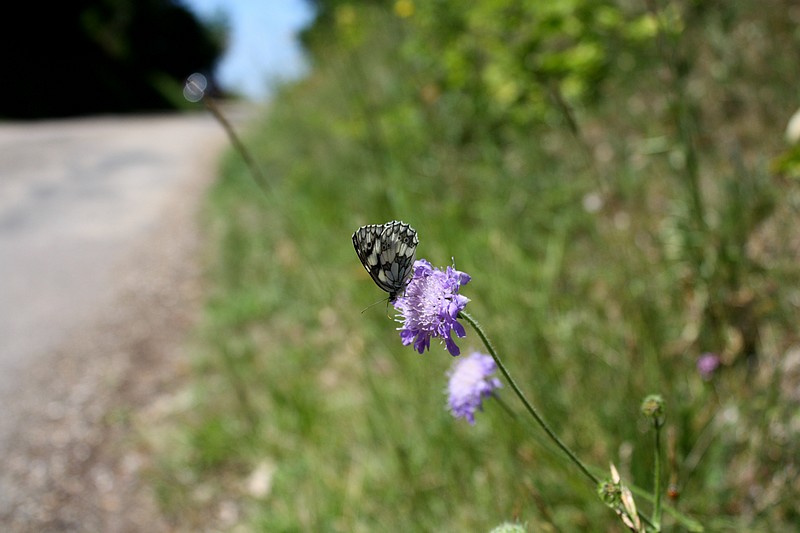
<box><xmin>352</xmin><ymin>220</ymin><xmax>419</xmax><ymax>302</ymax></box>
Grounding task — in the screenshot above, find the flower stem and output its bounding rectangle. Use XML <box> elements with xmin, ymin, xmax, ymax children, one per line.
<box><xmin>201</xmin><ymin>96</ymin><xmax>269</xmax><ymax>193</ymax></box>
<box><xmin>458</xmin><ymin>311</ymin><xmax>599</xmax><ymax>485</ymax></box>
<box><xmin>653</xmin><ymin>420</ymin><xmax>663</xmax><ymax>529</ymax></box>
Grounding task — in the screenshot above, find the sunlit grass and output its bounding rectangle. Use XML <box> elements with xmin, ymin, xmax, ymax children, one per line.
<box><xmin>148</xmin><ymin>3</ymin><xmax>800</xmax><ymax>531</ymax></box>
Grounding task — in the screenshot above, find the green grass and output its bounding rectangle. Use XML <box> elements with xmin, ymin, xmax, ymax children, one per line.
<box><xmin>147</xmin><ymin>3</ymin><xmax>800</xmax><ymax>531</ymax></box>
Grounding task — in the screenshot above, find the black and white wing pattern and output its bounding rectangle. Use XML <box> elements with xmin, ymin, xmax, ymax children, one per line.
<box><xmin>352</xmin><ymin>220</ymin><xmax>419</xmax><ymax>301</ymax></box>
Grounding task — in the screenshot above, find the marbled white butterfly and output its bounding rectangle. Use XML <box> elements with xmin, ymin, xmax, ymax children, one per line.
<box><xmin>352</xmin><ymin>220</ymin><xmax>419</xmax><ymax>302</ymax></box>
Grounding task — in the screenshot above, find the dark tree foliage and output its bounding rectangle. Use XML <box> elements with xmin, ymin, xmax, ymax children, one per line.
<box><xmin>0</xmin><ymin>0</ymin><xmax>227</xmax><ymax>118</ymax></box>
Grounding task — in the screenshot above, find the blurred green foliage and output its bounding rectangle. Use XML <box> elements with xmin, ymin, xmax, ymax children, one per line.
<box><xmin>148</xmin><ymin>1</ymin><xmax>800</xmax><ymax>531</ymax></box>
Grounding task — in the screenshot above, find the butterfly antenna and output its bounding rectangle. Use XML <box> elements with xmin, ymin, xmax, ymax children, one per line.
<box><xmin>360</xmin><ymin>296</ymin><xmax>391</xmax><ymax>315</ymax></box>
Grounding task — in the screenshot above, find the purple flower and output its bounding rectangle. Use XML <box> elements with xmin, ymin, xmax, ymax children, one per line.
<box><xmin>447</xmin><ymin>352</ymin><xmax>502</xmax><ymax>424</ymax></box>
<box><xmin>392</xmin><ymin>259</ymin><xmax>471</xmax><ymax>356</ymax></box>
<box><xmin>697</xmin><ymin>352</ymin><xmax>721</xmax><ymax>381</ymax></box>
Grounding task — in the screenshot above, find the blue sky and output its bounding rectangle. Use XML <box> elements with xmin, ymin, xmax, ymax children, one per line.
<box><xmin>183</xmin><ymin>0</ymin><xmax>315</xmax><ymax>101</ymax></box>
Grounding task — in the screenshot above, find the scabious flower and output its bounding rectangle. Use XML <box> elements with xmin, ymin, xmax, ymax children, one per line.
<box><xmin>392</xmin><ymin>259</ymin><xmax>471</xmax><ymax>356</ymax></box>
<box><xmin>697</xmin><ymin>352</ymin><xmax>720</xmax><ymax>381</ymax></box>
<box><xmin>447</xmin><ymin>352</ymin><xmax>502</xmax><ymax>424</ymax></box>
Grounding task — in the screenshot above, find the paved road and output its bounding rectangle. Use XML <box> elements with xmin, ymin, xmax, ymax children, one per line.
<box><xmin>0</xmin><ymin>110</ymin><xmax>241</xmax><ymax>530</ymax></box>
<box><xmin>0</xmin><ymin>113</ymin><xmax>225</xmax><ymax>395</ymax></box>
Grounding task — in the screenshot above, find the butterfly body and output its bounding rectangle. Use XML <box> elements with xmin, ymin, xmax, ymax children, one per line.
<box><xmin>352</xmin><ymin>220</ymin><xmax>418</xmax><ymax>301</ymax></box>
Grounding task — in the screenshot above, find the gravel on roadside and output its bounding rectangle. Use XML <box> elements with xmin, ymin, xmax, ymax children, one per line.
<box><xmin>0</xmin><ymin>121</ymin><xmax>222</xmax><ymax>533</ymax></box>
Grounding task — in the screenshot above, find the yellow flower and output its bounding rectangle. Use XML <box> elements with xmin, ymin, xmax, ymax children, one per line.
<box><xmin>394</xmin><ymin>0</ymin><xmax>415</xmax><ymax>18</ymax></box>
<box><xmin>335</xmin><ymin>4</ymin><xmax>356</xmax><ymax>27</ymax></box>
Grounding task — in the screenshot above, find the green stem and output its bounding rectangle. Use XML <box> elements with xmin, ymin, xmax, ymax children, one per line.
<box><xmin>644</xmin><ymin>0</ymin><xmax>705</xmax><ymax>232</ymax></box>
<box><xmin>459</xmin><ymin>311</ymin><xmax>666</xmax><ymax>531</ymax></box>
<box><xmin>653</xmin><ymin>420</ymin><xmax>663</xmax><ymax>529</ymax></box>
<box><xmin>201</xmin><ymin>95</ymin><xmax>271</xmax><ymax>197</ymax></box>
<box><xmin>217</xmin><ymin>341</ymin><xmax>259</xmax><ymax>433</ymax></box>
<box><xmin>458</xmin><ymin>310</ymin><xmax>599</xmax><ymax>485</ymax></box>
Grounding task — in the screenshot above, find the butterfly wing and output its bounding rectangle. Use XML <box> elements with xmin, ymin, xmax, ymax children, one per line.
<box><xmin>353</xmin><ymin>223</ymin><xmax>384</xmax><ymax>285</ymax></box>
<box><xmin>353</xmin><ymin>220</ymin><xmax>418</xmax><ymax>300</ymax></box>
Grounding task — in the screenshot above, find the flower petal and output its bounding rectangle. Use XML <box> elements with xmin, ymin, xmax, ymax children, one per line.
<box><xmin>393</xmin><ymin>258</ymin><xmax>471</xmax><ymax>355</ymax></box>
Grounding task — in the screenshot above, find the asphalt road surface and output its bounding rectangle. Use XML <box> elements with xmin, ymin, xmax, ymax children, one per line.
<box><xmin>0</xmin><ymin>110</ymin><xmax>242</xmax><ymax>530</ymax></box>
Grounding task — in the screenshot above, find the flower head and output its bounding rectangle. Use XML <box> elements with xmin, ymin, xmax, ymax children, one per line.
<box><xmin>697</xmin><ymin>352</ymin><xmax>720</xmax><ymax>381</ymax></box>
<box><xmin>599</xmin><ymin>464</ymin><xmax>644</xmax><ymax>533</ymax></box>
<box><xmin>640</xmin><ymin>394</ymin><xmax>665</xmax><ymax>427</ymax></box>
<box><xmin>446</xmin><ymin>351</ymin><xmax>501</xmax><ymax>424</ymax></box>
<box><xmin>393</xmin><ymin>259</ymin><xmax>470</xmax><ymax>356</ymax></box>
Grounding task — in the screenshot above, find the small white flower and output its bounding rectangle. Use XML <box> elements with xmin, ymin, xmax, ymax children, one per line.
<box><xmin>785</xmin><ymin>107</ymin><xmax>800</xmax><ymax>144</ymax></box>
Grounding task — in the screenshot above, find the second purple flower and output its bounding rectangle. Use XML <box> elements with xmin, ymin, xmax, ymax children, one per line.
<box><xmin>392</xmin><ymin>259</ymin><xmax>471</xmax><ymax>356</ymax></box>
<box><xmin>447</xmin><ymin>351</ymin><xmax>502</xmax><ymax>424</ymax></box>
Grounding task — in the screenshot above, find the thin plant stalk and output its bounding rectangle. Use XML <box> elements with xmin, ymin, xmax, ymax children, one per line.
<box><xmin>643</xmin><ymin>0</ymin><xmax>706</xmax><ymax>230</ymax></box>
<box><xmin>543</xmin><ymin>78</ymin><xmax>609</xmax><ymax>194</ymax></box>
<box><xmin>460</xmin><ymin>311</ymin><xmax>665</xmax><ymax>531</ymax></box>
<box><xmin>184</xmin><ymin>74</ymin><xmax>269</xmax><ymax>196</ymax></box>
<box><xmin>458</xmin><ymin>310</ymin><xmax>599</xmax><ymax>486</ymax></box>
<box><xmin>201</xmin><ymin>96</ymin><xmax>270</xmax><ymax>196</ymax></box>
<box><xmin>653</xmin><ymin>419</ymin><xmax>664</xmax><ymax>529</ymax></box>
<box><xmin>218</xmin><ymin>342</ymin><xmax>259</xmax><ymax>433</ymax></box>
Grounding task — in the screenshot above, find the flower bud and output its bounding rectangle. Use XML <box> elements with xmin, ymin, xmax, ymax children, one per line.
<box><xmin>641</xmin><ymin>394</ymin><xmax>665</xmax><ymax>427</ymax></box>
